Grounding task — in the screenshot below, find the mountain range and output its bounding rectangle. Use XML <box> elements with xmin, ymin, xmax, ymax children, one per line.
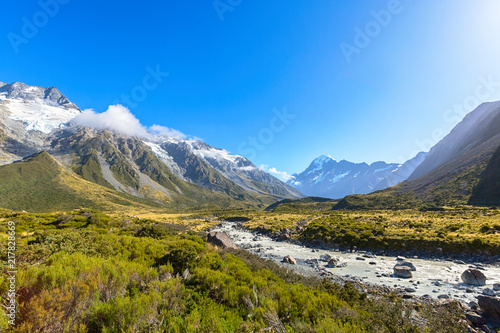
<box><xmin>1</xmin><ymin>80</ymin><xmax>499</xmax><ymax>212</ymax></box>
<box><xmin>0</xmin><ymin>81</ymin><xmax>301</xmax><ymax>211</ymax></box>
<box><xmin>333</xmin><ymin>100</ymin><xmax>500</xmax><ymax>209</ymax></box>
<box><xmin>286</xmin><ymin>152</ymin><xmax>427</xmax><ymax>199</ymax></box>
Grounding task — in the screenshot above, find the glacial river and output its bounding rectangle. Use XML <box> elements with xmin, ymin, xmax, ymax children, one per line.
<box><xmin>212</xmin><ymin>222</ymin><xmax>500</xmax><ymax>304</ymax></box>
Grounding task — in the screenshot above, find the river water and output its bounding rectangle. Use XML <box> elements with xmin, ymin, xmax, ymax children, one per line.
<box><xmin>212</xmin><ymin>222</ymin><xmax>500</xmax><ymax>303</ymax></box>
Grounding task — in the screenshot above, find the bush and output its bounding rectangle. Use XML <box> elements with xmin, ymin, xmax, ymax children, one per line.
<box><xmin>157</xmin><ymin>240</ymin><xmax>205</xmax><ymax>273</ymax></box>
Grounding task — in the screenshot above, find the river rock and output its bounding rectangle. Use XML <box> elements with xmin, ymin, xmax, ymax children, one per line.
<box><xmin>207</xmin><ymin>232</ymin><xmax>238</xmax><ymax>249</ymax></box>
<box><xmin>319</xmin><ymin>254</ymin><xmax>331</xmax><ymax>262</ymax></box>
<box><xmin>461</xmin><ymin>269</ymin><xmax>486</xmax><ymax>286</ymax></box>
<box><xmin>395</xmin><ymin>261</ymin><xmax>416</xmax><ymax>271</ymax></box>
<box><xmin>493</xmin><ymin>283</ymin><xmax>500</xmax><ymax>291</ymax></box>
<box><xmin>393</xmin><ymin>266</ymin><xmax>412</xmax><ymax>278</ymax></box>
<box><xmin>465</xmin><ymin>312</ymin><xmax>487</xmax><ymax>326</ymax></box>
<box><xmin>283</xmin><ymin>255</ymin><xmax>297</xmax><ymax>265</ymax></box>
<box><xmin>327</xmin><ymin>258</ymin><xmax>339</xmax><ymax>268</ymax></box>
<box><xmin>478</xmin><ymin>295</ymin><xmax>500</xmax><ymax>319</ymax></box>
<box><xmin>483</xmin><ymin>288</ymin><xmax>496</xmax><ymax>296</ymax></box>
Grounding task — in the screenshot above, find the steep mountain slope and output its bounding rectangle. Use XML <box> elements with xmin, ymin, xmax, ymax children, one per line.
<box><xmin>0</xmin><ymin>81</ymin><xmax>81</xmax><ymax>164</ymax></box>
<box><xmin>410</xmin><ymin>101</ymin><xmax>500</xmax><ymax>180</ymax></box>
<box><xmin>469</xmin><ymin>144</ymin><xmax>500</xmax><ymax>206</ymax></box>
<box><xmin>287</xmin><ymin>153</ymin><xmax>425</xmax><ymax>199</ymax></box>
<box><xmin>0</xmin><ymin>80</ymin><xmax>301</xmax><ymax>210</ymax></box>
<box><xmin>51</xmin><ymin>128</ymin><xmax>277</xmax><ymax>207</ymax></box>
<box><xmin>335</xmin><ymin>101</ymin><xmax>500</xmax><ymax>209</ymax></box>
<box><xmin>157</xmin><ymin>140</ymin><xmax>302</xmax><ymax>198</ymax></box>
<box><xmin>0</xmin><ymin>151</ymin><xmax>163</xmax><ymax>212</ymax></box>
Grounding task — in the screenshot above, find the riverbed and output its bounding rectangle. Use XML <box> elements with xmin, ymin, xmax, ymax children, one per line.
<box><xmin>212</xmin><ymin>222</ymin><xmax>500</xmax><ymax>304</ymax></box>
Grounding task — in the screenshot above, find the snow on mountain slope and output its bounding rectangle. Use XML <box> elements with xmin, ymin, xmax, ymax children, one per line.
<box><xmin>2</xmin><ymin>98</ymin><xmax>81</xmax><ymax>133</ymax></box>
<box><xmin>144</xmin><ymin>138</ymin><xmax>302</xmax><ymax>198</ymax></box>
<box><xmin>288</xmin><ymin>153</ymin><xmax>426</xmax><ymax>199</ymax></box>
<box><xmin>0</xmin><ymin>80</ymin><xmax>301</xmax><ymax>202</ymax></box>
<box><xmin>0</xmin><ymin>81</ymin><xmax>81</xmax><ymax>134</ymax></box>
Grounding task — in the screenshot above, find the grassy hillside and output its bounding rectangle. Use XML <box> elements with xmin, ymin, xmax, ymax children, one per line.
<box><xmin>0</xmin><ymin>151</ymin><xmax>271</xmax><ymax>213</ymax></box>
<box><xmin>223</xmin><ymin>206</ymin><xmax>500</xmax><ymax>256</ymax></box>
<box><xmin>0</xmin><ymin>151</ymin><xmax>164</xmax><ymax>212</ymax></box>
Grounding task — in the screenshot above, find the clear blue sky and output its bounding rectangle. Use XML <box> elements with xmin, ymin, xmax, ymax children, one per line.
<box><xmin>2</xmin><ymin>0</ymin><xmax>500</xmax><ymax>180</ymax></box>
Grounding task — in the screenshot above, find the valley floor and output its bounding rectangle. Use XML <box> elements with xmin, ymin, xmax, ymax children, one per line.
<box><xmin>1</xmin><ymin>206</ymin><xmax>497</xmax><ymax>332</ymax></box>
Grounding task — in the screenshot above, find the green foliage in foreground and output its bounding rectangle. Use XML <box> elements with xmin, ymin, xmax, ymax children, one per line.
<box><xmin>0</xmin><ymin>211</ymin><xmax>467</xmax><ymax>332</ymax></box>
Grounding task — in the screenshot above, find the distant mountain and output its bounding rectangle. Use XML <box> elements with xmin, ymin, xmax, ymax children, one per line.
<box><xmin>335</xmin><ymin>101</ymin><xmax>500</xmax><ymax>209</ymax></box>
<box><xmin>373</xmin><ymin>152</ymin><xmax>428</xmax><ymax>191</ymax></box>
<box><xmin>0</xmin><ymin>81</ymin><xmax>301</xmax><ymax>211</ymax></box>
<box><xmin>287</xmin><ymin>153</ymin><xmax>425</xmax><ymax>199</ymax></box>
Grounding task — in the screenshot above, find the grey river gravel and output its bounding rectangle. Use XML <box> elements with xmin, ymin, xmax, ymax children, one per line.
<box><xmin>212</xmin><ymin>222</ymin><xmax>500</xmax><ymax>304</ymax></box>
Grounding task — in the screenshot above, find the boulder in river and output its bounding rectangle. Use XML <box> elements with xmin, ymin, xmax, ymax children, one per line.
<box><xmin>478</xmin><ymin>295</ymin><xmax>500</xmax><ymax>319</ymax></box>
<box><xmin>207</xmin><ymin>232</ymin><xmax>238</xmax><ymax>249</ymax></box>
<box><xmin>283</xmin><ymin>255</ymin><xmax>297</xmax><ymax>265</ymax></box>
<box><xmin>393</xmin><ymin>266</ymin><xmax>412</xmax><ymax>278</ymax></box>
<box><xmin>327</xmin><ymin>258</ymin><xmax>339</xmax><ymax>268</ymax></box>
<box><xmin>394</xmin><ymin>261</ymin><xmax>416</xmax><ymax>271</ymax></box>
<box><xmin>319</xmin><ymin>254</ymin><xmax>331</xmax><ymax>262</ymax></box>
<box><xmin>461</xmin><ymin>269</ymin><xmax>486</xmax><ymax>286</ymax></box>
<box><xmin>493</xmin><ymin>282</ymin><xmax>500</xmax><ymax>291</ymax></box>
<box><xmin>483</xmin><ymin>288</ymin><xmax>496</xmax><ymax>296</ymax></box>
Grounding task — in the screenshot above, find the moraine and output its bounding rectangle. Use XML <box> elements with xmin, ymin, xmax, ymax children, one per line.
<box><xmin>212</xmin><ymin>222</ymin><xmax>500</xmax><ymax>304</ymax></box>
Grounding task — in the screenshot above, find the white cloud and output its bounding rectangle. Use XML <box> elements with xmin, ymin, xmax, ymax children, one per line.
<box><xmin>71</xmin><ymin>104</ymin><xmax>187</xmax><ymax>140</ymax></box>
<box><xmin>239</xmin><ymin>165</ymin><xmax>256</xmax><ymax>171</ymax></box>
<box><xmin>260</xmin><ymin>165</ymin><xmax>292</xmax><ymax>182</ymax></box>
<box><xmin>149</xmin><ymin>124</ymin><xmax>186</xmax><ymax>139</ymax></box>
<box><xmin>72</xmin><ymin>105</ymin><xmax>149</xmax><ymax>137</ymax></box>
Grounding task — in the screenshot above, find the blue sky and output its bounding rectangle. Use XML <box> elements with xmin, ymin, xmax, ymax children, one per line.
<box><xmin>2</xmin><ymin>0</ymin><xmax>500</xmax><ymax>180</ymax></box>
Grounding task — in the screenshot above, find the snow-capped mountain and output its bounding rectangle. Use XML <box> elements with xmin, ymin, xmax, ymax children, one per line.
<box><xmin>0</xmin><ymin>80</ymin><xmax>301</xmax><ymax>208</ymax></box>
<box><xmin>287</xmin><ymin>153</ymin><xmax>425</xmax><ymax>199</ymax></box>
<box><xmin>0</xmin><ymin>82</ymin><xmax>82</xmax><ymax>164</ymax></box>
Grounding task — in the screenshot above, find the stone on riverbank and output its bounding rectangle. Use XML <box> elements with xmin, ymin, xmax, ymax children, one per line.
<box><xmin>319</xmin><ymin>254</ymin><xmax>331</xmax><ymax>262</ymax></box>
<box><xmin>478</xmin><ymin>295</ymin><xmax>500</xmax><ymax>320</ymax></box>
<box><xmin>395</xmin><ymin>261</ymin><xmax>416</xmax><ymax>271</ymax></box>
<box><xmin>327</xmin><ymin>258</ymin><xmax>339</xmax><ymax>268</ymax></box>
<box><xmin>207</xmin><ymin>232</ymin><xmax>238</xmax><ymax>249</ymax></box>
<box><xmin>394</xmin><ymin>266</ymin><xmax>412</xmax><ymax>278</ymax></box>
<box><xmin>461</xmin><ymin>269</ymin><xmax>486</xmax><ymax>286</ymax></box>
<box><xmin>283</xmin><ymin>255</ymin><xmax>297</xmax><ymax>265</ymax></box>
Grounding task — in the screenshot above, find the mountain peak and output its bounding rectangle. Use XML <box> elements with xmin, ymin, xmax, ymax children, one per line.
<box><xmin>313</xmin><ymin>154</ymin><xmax>335</xmax><ymax>165</ymax></box>
<box><xmin>0</xmin><ymin>80</ymin><xmax>81</xmax><ymax>134</ymax></box>
<box><xmin>0</xmin><ymin>80</ymin><xmax>79</xmax><ymax>111</ymax></box>
<box><xmin>289</xmin><ymin>153</ymin><xmax>426</xmax><ymax>199</ymax></box>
